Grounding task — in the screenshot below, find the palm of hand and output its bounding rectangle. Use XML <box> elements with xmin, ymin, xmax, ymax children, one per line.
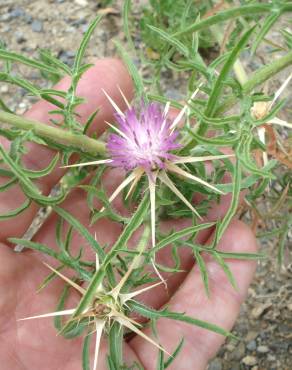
<box><xmin>0</xmin><ymin>59</ymin><xmax>257</xmax><ymax>370</ymax></box>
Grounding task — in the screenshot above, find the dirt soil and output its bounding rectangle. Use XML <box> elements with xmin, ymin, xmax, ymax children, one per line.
<box><xmin>0</xmin><ymin>1</ymin><xmax>291</xmax><ymax>369</ymax></box>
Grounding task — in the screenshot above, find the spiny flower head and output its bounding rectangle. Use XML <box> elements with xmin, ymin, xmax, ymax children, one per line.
<box><xmin>64</xmin><ymin>87</ymin><xmax>232</xmax><ymax>255</ymax></box>
<box><xmin>107</xmin><ymin>103</ymin><xmax>180</xmax><ymax>171</ymax></box>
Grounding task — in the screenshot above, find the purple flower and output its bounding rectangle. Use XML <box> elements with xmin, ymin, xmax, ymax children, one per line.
<box><xmin>107</xmin><ymin>103</ymin><xmax>181</xmax><ymax>172</ymax></box>
<box><xmin>64</xmin><ymin>88</ymin><xmax>230</xmax><ymax>254</ymax></box>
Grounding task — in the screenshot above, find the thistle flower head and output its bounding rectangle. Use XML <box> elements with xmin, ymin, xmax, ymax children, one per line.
<box><xmin>64</xmin><ymin>88</ymin><xmax>231</xmax><ymax>255</ymax></box>
<box><xmin>107</xmin><ymin>103</ymin><xmax>181</xmax><ymax>171</ymax></box>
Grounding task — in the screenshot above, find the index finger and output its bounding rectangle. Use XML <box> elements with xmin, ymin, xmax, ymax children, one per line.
<box><xmin>0</xmin><ymin>58</ymin><xmax>133</xmax><ymax>241</ymax></box>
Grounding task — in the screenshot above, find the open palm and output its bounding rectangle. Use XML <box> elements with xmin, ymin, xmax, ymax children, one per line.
<box><xmin>0</xmin><ymin>59</ymin><xmax>257</xmax><ymax>370</ymax></box>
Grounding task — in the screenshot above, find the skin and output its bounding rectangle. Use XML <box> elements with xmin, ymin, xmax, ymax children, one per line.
<box><xmin>0</xmin><ymin>59</ymin><xmax>258</xmax><ymax>370</ymax></box>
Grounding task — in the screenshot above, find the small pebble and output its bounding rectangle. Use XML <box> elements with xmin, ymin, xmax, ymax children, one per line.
<box><xmin>0</xmin><ymin>85</ymin><xmax>9</xmax><ymax>93</ymax></box>
<box><xmin>31</xmin><ymin>19</ymin><xmax>43</xmax><ymax>33</ymax></box>
<box><xmin>74</xmin><ymin>0</ymin><xmax>88</xmax><ymax>6</ymax></box>
<box><xmin>24</xmin><ymin>14</ymin><xmax>33</xmax><ymax>24</ymax></box>
<box><xmin>251</xmin><ymin>303</ymin><xmax>271</xmax><ymax>319</ymax></box>
<box><xmin>9</xmin><ymin>7</ymin><xmax>25</xmax><ymax>18</ymax></box>
<box><xmin>15</xmin><ymin>31</ymin><xmax>26</xmax><ymax>44</ymax></box>
<box><xmin>0</xmin><ymin>13</ymin><xmax>11</xmax><ymax>22</ymax></box>
<box><xmin>247</xmin><ymin>340</ymin><xmax>257</xmax><ymax>351</ymax></box>
<box><xmin>267</xmin><ymin>354</ymin><xmax>276</xmax><ymax>362</ymax></box>
<box><xmin>242</xmin><ymin>356</ymin><xmax>258</xmax><ymax>366</ymax></box>
<box><xmin>257</xmin><ymin>345</ymin><xmax>269</xmax><ymax>353</ymax></box>
<box><xmin>208</xmin><ymin>359</ymin><xmax>222</xmax><ymax>370</ymax></box>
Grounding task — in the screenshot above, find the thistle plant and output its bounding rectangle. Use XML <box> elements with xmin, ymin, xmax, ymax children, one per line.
<box><xmin>0</xmin><ymin>1</ymin><xmax>291</xmax><ymax>369</ymax></box>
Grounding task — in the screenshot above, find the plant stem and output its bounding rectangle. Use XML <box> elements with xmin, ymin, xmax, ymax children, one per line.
<box><xmin>0</xmin><ymin>110</ymin><xmax>106</xmax><ymax>156</ymax></box>
<box><xmin>183</xmin><ymin>50</ymin><xmax>292</xmax><ymax>152</ymax></box>
<box><xmin>216</xmin><ymin>49</ymin><xmax>292</xmax><ymax>115</ymax></box>
<box><xmin>173</xmin><ymin>3</ymin><xmax>292</xmax><ymax>37</ymax></box>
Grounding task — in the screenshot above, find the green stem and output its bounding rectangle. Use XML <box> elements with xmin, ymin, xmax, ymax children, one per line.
<box><xmin>183</xmin><ymin>50</ymin><xmax>292</xmax><ymax>152</ymax></box>
<box><xmin>0</xmin><ymin>110</ymin><xmax>106</xmax><ymax>156</ymax></box>
<box><xmin>216</xmin><ymin>49</ymin><xmax>292</xmax><ymax>115</ymax></box>
<box><xmin>173</xmin><ymin>3</ymin><xmax>292</xmax><ymax>37</ymax></box>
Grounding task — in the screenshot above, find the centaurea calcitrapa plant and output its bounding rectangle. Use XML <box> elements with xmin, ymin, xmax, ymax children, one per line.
<box><xmin>0</xmin><ymin>0</ymin><xmax>291</xmax><ymax>369</ymax></box>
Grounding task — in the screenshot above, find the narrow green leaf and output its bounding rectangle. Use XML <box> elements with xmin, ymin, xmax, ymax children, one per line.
<box><xmin>0</xmin><ymin>144</ymin><xmax>66</xmax><ymax>205</ymax></box>
<box><xmin>0</xmin><ymin>198</ymin><xmax>31</xmax><ymax>220</ymax></box>
<box><xmin>9</xmin><ymin>238</ymin><xmax>60</xmax><ymax>259</ymax></box>
<box><xmin>157</xmin><ymin>349</ymin><xmax>164</xmax><ymax>370</ymax></box>
<box><xmin>204</xmin><ymin>27</ymin><xmax>255</xmax><ymax>119</ymax></box>
<box><xmin>188</xmin><ymin>129</ymin><xmax>240</xmax><ymax>146</ymax></box>
<box><xmin>147</xmin><ymin>25</ymin><xmax>189</xmax><ymax>56</ymax></box>
<box><xmin>184</xmin><ymin>242</ymin><xmax>266</xmax><ymax>260</ymax></box>
<box><xmin>108</xmin><ymin>322</ymin><xmax>123</xmax><ymax>369</ymax></box>
<box><xmin>0</xmin><ymin>49</ymin><xmax>62</xmax><ymax>75</ymax></box>
<box><xmin>82</xmin><ymin>332</ymin><xmax>93</xmax><ymax>370</ymax></box>
<box><xmin>194</xmin><ymin>249</ymin><xmax>209</xmax><ymax>296</ymax></box>
<box><xmin>23</xmin><ymin>153</ymin><xmax>59</xmax><ymax>178</ymax></box>
<box><xmin>54</xmin><ymin>206</ymin><xmax>105</xmax><ymax>260</ymax></box>
<box><xmin>130</xmin><ymin>301</ymin><xmax>236</xmax><ymax>339</ymax></box>
<box><xmin>9</xmin><ymin>237</ymin><xmax>91</xmax><ymax>280</ymax></box>
<box><xmin>40</xmin><ymin>89</ymin><xmax>67</xmax><ymax>98</ymax></box>
<box><xmin>212</xmin><ymin>251</ymin><xmax>238</xmax><ymax>290</ymax></box>
<box><xmin>83</xmin><ymin>108</ymin><xmax>99</xmax><ymax>135</ymax></box>
<box><xmin>216</xmin><ymin>250</ymin><xmax>266</xmax><ymax>260</ymax></box>
<box><xmin>164</xmin><ymin>338</ymin><xmax>184</xmax><ymax>368</ymax></box>
<box><xmin>251</xmin><ymin>11</ymin><xmax>281</xmax><ymax>55</ymax></box>
<box><xmin>54</xmin><ymin>285</ymin><xmax>71</xmax><ymax>332</ymax></box>
<box><xmin>151</xmin><ymin>222</ymin><xmax>214</xmax><ymax>255</ymax></box>
<box><xmin>254</xmin><ymin>98</ymin><xmax>287</xmax><ymax>127</ymax></box>
<box><xmin>73</xmin><ymin>15</ymin><xmax>103</xmax><ymax>73</ymax></box>
<box><xmin>173</xmin><ymin>4</ymin><xmax>287</xmax><ymax>37</ymax></box>
<box><xmin>39</xmin><ymin>49</ymin><xmax>72</xmax><ymax>75</ymax></box>
<box><xmin>190</xmin><ymin>104</ymin><xmax>240</xmax><ymax>126</ymax></box>
<box><xmin>114</xmin><ymin>41</ymin><xmax>144</xmax><ymax>99</ymax></box>
<box><xmin>122</xmin><ymin>0</ymin><xmax>135</xmax><ymax>50</ymax></box>
<box><xmin>0</xmin><ymin>177</ymin><xmax>17</xmax><ymax>192</ymax></box>
<box><xmin>37</xmin><ymin>264</ymin><xmax>65</xmax><ymax>292</ymax></box>
<box><xmin>0</xmin><ymin>97</ymin><xmax>13</xmax><ymax>113</ymax></box>
<box><xmin>216</xmin><ymin>159</ymin><xmax>241</xmax><ymax>241</ymax></box>
<box><xmin>278</xmin><ymin>216</ymin><xmax>291</xmax><ymax>265</ymax></box>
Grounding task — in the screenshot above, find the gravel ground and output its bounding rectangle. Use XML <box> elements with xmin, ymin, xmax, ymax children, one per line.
<box><xmin>0</xmin><ymin>1</ymin><xmax>291</xmax><ymax>369</ymax></box>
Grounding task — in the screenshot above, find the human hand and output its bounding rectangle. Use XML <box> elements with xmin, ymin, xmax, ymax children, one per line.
<box><xmin>0</xmin><ymin>59</ymin><xmax>257</xmax><ymax>370</ymax></box>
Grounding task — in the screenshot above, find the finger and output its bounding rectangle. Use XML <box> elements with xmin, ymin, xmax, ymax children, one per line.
<box><xmin>129</xmin><ymin>220</ymin><xmax>258</xmax><ymax>369</ymax></box>
<box><xmin>0</xmin><ymin>59</ymin><xmax>133</xmax><ymax>241</ymax></box>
